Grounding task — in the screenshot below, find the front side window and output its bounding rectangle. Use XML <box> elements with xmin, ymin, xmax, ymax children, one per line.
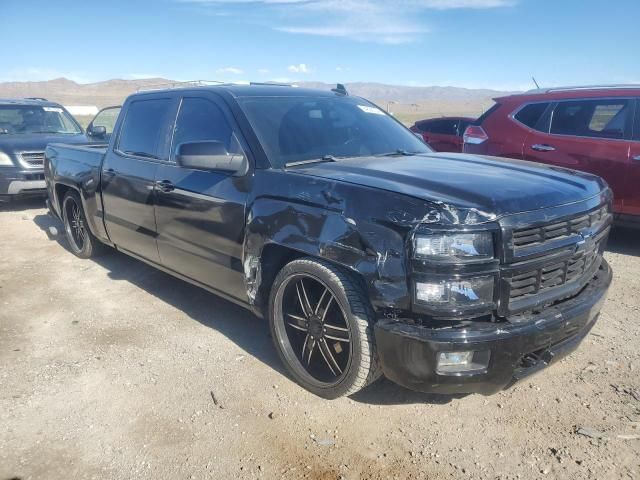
<box><xmin>0</xmin><ymin>105</ymin><xmax>82</xmax><ymax>135</ymax></box>
<box><xmin>92</xmin><ymin>106</ymin><xmax>121</xmax><ymax>135</ymax></box>
<box><xmin>118</xmin><ymin>98</ymin><xmax>173</xmax><ymax>158</ymax></box>
<box><xmin>550</xmin><ymin>99</ymin><xmax>630</xmax><ymax>139</ymax></box>
<box><xmin>514</xmin><ymin>102</ymin><xmax>550</xmax><ymax>130</ymax></box>
<box><xmin>172</xmin><ymin>97</ymin><xmax>242</xmax><ymax>157</ymax></box>
<box><xmin>238</xmin><ymin>95</ymin><xmax>430</xmax><ymax>167</ymax></box>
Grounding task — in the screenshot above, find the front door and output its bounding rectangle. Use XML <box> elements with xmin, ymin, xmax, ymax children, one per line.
<box><xmin>101</xmin><ymin>96</ymin><xmax>177</xmax><ymax>262</ymax></box>
<box><xmin>523</xmin><ymin>98</ymin><xmax>633</xmax><ymax>214</ymax></box>
<box><xmin>154</xmin><ymin>95</ymin><xmax>250</xmax><ymax>300</ymax></box>
<box><xmin>625</xmin><ymin>99</ymin><xmax>640</xmax><ymax>217</ymax></box>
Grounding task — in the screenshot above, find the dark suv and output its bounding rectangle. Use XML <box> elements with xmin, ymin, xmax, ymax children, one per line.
<box><xmin>0</xmin><ymin>98</ymin><xmax>87</xmax><ymax>202</ymax></box>
<box><xmin>463</xmin><ymin>86</ymin><xmax>640</xmax><ymax>228</ymax></box>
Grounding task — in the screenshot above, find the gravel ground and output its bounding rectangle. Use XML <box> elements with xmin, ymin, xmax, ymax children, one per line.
<box><xmin>1</xmin><ymin>199</ymin><xmax>639</xmax><ymax>480</ymax></box>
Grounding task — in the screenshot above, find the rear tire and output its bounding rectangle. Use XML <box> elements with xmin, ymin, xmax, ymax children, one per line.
<box><xmin>62</xmin><ymin>191</ymin><xmax>105</xmax><ymax>259</ymax></box>
<box><xmin>269</xmin><ymin>258</ymin><xmax>381</xmax><ymax>399</ymax></box>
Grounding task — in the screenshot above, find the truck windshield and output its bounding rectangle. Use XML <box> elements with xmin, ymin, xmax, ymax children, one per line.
<box><xmin>237</xmin><ymin>95</ymin><xmax>431</xmax><ymax>167</ymax></box>
<box><xmin>0</xmin><ymin>105</ymin><xmax>82</xmax><ymax>135</ymax></box>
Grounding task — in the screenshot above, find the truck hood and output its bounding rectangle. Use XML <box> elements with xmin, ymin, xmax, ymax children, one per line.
<box><xmin>0</xmin><ymin>133</ymin><xmax>88</xmax><ymax>155</ymax></box>
<box><xmin>291</xmin><ymin>153</ymin><xmax>607</xmax><ymax>219</ymax></box>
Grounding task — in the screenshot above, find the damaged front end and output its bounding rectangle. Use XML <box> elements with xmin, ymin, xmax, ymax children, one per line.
<box><xmin>242</xmin><ymin>168</ymin><xmax>612</xmax><ymax>394</ymax></box>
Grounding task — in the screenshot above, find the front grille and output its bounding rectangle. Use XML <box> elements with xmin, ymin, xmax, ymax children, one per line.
<box><xmin>508</xmin><ymin>239</ymin><xmax>602</xmax><ymax>300</ymax></box>
<box><xmin>512</xmin><ymin>205</ymin><xmax>608</xmax><ymax>250</ymax></box>
<box><xmin>19</xmin><ymin>151</ymin><xmax>45</xmax><ymax>169</ymax></box>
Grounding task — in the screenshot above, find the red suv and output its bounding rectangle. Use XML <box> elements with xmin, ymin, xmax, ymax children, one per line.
<box><xmin>410</xmin><ymin>116</ymin><xmax>474</xmax><ymax>152</ymax></box>
<box><xmin>463</xmin><ymin>86</ymin><xmax>640</xmax><ymax>227</ymax></box>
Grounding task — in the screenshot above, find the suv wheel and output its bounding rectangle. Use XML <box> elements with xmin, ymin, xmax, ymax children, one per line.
<box><xmin>269</xmin><ymin>258</ymin><xmax>381</xmax><ymax>399</ymax></box>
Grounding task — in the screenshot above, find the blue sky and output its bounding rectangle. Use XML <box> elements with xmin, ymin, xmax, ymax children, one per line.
<box><xmin>1</xmin><ymin>0</ymin><xmax>637</xmax><ymax>90</ymax></box>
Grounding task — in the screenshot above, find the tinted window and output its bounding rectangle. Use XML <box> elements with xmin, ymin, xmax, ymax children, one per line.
<box><xmin>172</xmin><ymin>97</ymin><xmax>241</xmax><ymax>156</ymax></box>
<box><xmin>415</xmin><ymin>120</ymin><xmax>433</xmax><ymax>132</ymax></box>
<box><xmin>118</xmin><ymin>98</ymin><xmax>173</xmax><ymax>158</ymax></box>
<box><xmin>635</xmin><ymin>100</ymin><xmax>640</xmax><ymax>141</ymax></box>
<box><xmin>429</xmin><ymin>120</ymin><xmax>458</xmax><ymax>135</ymax></box>
<box><xmin>550</xmin><ymin>99</ymin><xmax>630</xmax><ymax>139</ymax></box>
<box><xmin>514</xmin><ymin>102</ymin><xmax>550</xmax><ymax>129</ymax></box>
<box><xmin>238</xmin><ymin>96</ymin><xmax>430</xmax><ymax>167</ymax></box>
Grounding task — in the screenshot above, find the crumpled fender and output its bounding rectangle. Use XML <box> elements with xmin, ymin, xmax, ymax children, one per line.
<box><xmin>241</xmin><ymin>170</ymin><xmax>438</xmax><ymax>313</ymax></box>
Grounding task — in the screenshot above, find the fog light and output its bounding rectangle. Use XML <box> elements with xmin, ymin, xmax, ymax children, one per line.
<box><xmin>436</xmin><ymin>350</ymin><xmax>490</xmax><ymax>375</ymax></box>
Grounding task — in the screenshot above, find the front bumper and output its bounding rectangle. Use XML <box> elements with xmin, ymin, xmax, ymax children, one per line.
<box><xmin>0</xmin><ymin>166</ymin><xmax>46</xmax><ymax>199</ymax></box>
<box><xmin>374</xmin><ymin>260</ymin><xmax>612</xmax><ymax>395</ymax></box>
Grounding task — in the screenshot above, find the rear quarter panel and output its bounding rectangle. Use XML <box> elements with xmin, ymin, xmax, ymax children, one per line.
<box><xmin>45</xmin><ymin>143</ymin><xmax>110</xmax><ymax>242</ymax></box>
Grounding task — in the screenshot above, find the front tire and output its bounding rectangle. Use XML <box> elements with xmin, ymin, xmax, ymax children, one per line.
<box><xmin>62</xmin><ymin>191</ymin><xmax>104</xmax><ymax>259</ymax></box>
<box><xmin>269</xmin><ymin>258</ymin><xmax>381</xmax><ymax>399</ymax></box>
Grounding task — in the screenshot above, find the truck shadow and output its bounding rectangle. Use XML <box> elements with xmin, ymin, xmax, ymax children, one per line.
<box><xmin>32</xmin><ymin>213</ymin><xmax>458</xmax><ymax>406</ymax></box>
<box><xmin>606</xmin><ymin>227</ymin><xmax>640</xmax><ymax>256</ymax></box>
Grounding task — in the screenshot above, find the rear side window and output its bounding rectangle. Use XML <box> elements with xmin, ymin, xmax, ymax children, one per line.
<box><xmin>415</xmin><ymin>120</ymin><xmax>432</xmax><ymax>132</ymax></box>
<box><xmin>118</xmin><ymin>98</ymin><xmax>173</xmax><ymax>158</ymax></box>
<box><xmin>514</xmin><ymin>102</ymin><xmax>550</xmax><ymax>129</ymax></box>
<box><xmin>458</xmin><ymin>119</ymin><xmax>473</xmax><ymax>136</ymax></box>
<box><xmin>429</xmin><ymin>120</ymin><xmax>458</xmax><ymax>135</ymax></box>
<box><xmin>550</xmin><ymin>99</ymin><xmax>630</xmax><ymax>139</ymax></box>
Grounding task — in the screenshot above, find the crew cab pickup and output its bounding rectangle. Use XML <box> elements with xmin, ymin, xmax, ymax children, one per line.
<box><xmin>45</xmin><ymin>84</ymin><xmax>612</xmax><ymax>399</ymax></box>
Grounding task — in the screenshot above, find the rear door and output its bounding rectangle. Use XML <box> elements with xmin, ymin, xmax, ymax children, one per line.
<box><xmin>101</xmin><ymin>95</ymin><xmax>177</xmax><ymax>262</ymax></box>
<box><xmin>154</xmin><ymin>94</ymin><xmax>250</xmax><ymax>300</ymax></box>
<box><xmin>523</xmin><ymin>97</ymin><xmax>633</xmax><ymax>213</ymax></box>
<box><xmin>626</xmin><ymin>99</ymin><xmax>640</xmax><ymax>216</ymax></box>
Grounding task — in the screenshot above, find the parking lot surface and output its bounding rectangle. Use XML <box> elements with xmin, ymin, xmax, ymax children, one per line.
<box><xmin>1</xmin><ymin>199</ymin><xmax>639</xmax><ymax>480</ymax></box>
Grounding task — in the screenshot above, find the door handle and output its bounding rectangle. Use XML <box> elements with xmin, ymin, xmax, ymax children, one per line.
<box><xmin>103</xmin><ymin>168</ymin><xmax>116</xmax><ymax>176</ymax></box>
<box><xmin>531</xmin><ymin>144</ymin><xmax>556</xmax><ymax>152</ymax></box>
<box><xmin>155</xmin><ymin>179</ymin><xmax>175</xmax><ymax>193</ymax></box>
<box><xmin>632</xmin><ymin>155</ymin><xmax>640</xmax><ymax>162</ymax></box>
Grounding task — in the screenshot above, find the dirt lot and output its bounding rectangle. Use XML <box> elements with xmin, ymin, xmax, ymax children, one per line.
<box><xmin>1</xmin><ymin>199</ymin><xmax>639</xmax><ymax>480</ymax></box>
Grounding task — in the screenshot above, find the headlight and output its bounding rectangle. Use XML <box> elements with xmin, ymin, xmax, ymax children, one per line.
<box><xmin>0</xmin><ymin>152</ymin><xmax>15</xmax><ymax>166</ymax></box>
<box><xmin>415</xmin><ymin>276</ymin><xmax>495</xmax><ymax>307</ymax></box>
<box><xmin>414</xmin><ymin>232</ymin><xmax>494</xmax><ymax>262</ymax></box>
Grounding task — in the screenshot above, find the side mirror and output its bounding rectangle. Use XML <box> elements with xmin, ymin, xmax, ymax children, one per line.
<box><xmin>88</xmin><ymin>125</ymin><xmax>107</xmax><ymax>138</ymax></box>
<box><xmin>177</xmin><ymin>140</ymin><xmax>246</xmax><ymax>174</ymax></box>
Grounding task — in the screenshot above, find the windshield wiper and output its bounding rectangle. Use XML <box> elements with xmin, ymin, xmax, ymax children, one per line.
<box><xmin>377</xmin><ymin>149</ymin><xmax>422</xmax><ymax>157</ymax></box>
<box><xmin>285</xmin><ymin>155</ymin><xmax>338</xmax><ymax>168</ymax></box>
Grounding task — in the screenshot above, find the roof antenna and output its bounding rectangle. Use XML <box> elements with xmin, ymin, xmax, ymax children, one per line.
<box><xmin>531</xmin><ymin>76</ymin><xmax>540</xmax><ymax>89</ymax></box>
<box><xmin>331</xmin><ymin>83</ymin><xmax>348</xmax><ymax>96</ymax></box>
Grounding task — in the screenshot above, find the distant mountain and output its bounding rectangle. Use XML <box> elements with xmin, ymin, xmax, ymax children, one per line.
<box><xmin>0</xmin><ymin>78</ymin><xmax>517</xmax><ymax>121</ymax></box>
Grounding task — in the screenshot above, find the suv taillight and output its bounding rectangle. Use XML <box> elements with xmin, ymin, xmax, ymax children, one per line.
<box><xmin>463</xmin><ymin>125</ymin><xmax>488</xmax><ymax>145</ymax></box>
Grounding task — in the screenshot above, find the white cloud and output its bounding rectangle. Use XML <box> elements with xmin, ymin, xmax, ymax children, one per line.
<box><xmin>180</xmin><ymin>0</ymin><xmax>514</xmax><ymax>44</ymax></box>
<box><xmin>287</xmin><ymin>63</ymin><xmax>309</xmax><ymax>74</ymax></box>
<box><xmin>216</xmin><ymin>66</ymin><xmax>244</xmax><ymax>74</ymax></box>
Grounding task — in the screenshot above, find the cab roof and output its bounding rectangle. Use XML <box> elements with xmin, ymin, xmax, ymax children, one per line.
<box><xmin>132</xmin><ymin>83</ymin><xmax>343</xmax><ymax>99</ymax></box>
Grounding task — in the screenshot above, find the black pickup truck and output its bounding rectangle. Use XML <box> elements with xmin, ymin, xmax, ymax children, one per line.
<box><xmin>45</xmin><ymin>84</ymin><xmax>612</xmax><ymax>399</ymax></box>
